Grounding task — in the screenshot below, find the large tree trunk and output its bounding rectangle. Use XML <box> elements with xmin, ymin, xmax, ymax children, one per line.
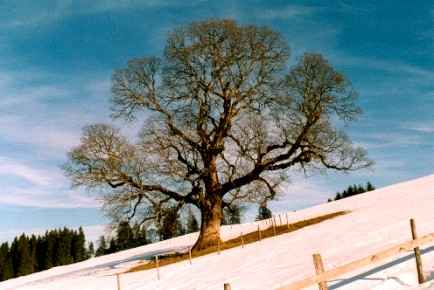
<box><xmin>193</xmin><ymin>196</ymin><xmax>223</xmax><ymax>252</ymax></box>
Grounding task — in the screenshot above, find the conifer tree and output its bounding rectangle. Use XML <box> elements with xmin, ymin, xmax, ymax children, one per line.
<box><xmin>223</xmin><ymin>205</ymin><xmax>243</xmax><ymax>225</ymax></box>
<box><xmin>10</xmin><ymin>237</ymin><xmax>19</xmax><ymax>276</ymax></box>
<box><xmin>96</xmin><ymin>236</ymin><xmax>107</xmax><ymax>257</ymax></box>
<box><xmin>116</xmin><ymin>222</ymin><xmax>134</xmax><ymax>250</ymax></box>
<box><xmin>129</xmin><ymin>223</ymin><xmax>144</xmax><ymax>247</ymax></box>
<box><xmin>42</xmin><ymin>232</ymin><xmax>55</xmax><ymax>270</ymax></box>
<box><xmin>0</xmin><ymin>243</ymin><xmax>13</xmax><ymax>281</ymax></box>
<box><xmin>136</xmin><ymin>226</ymin><xmax>149</xmax><ymax>246</ymax></box>
<box><xmin>16</xmin><ymin>234</ymin><xmax>33</xmax><ymax>276</ymax></box>
<box><xmin>0</xmin><ymin>227</ymin><xmax>90</xmax><ymax>282</ymax></box>
<box><xmin>186</xmin><ymin>208</ymin><xmax>199</xmax><ymax>233</ymax></box>
<box><xmin>87</xmin><ymin>242</ymin><xmax>95</xmax><ymax>258</ymax></box>
<box><xmin>29</xmin><ymin>235</ymin><xmax>37</xmax><ymax>272</ymax></box>
<box><xmin>256</xmin><ymin>202</ymin><xmax>272</xmax><ymax>221</ymax></box>
<box><xmin>71</xmin><ymin>227</ymin><xmax>87</xmax><ymax>262</ymax></box>
<box><xmin>55</xmin><ymin>228</ymin><xmax>73</xmax><ymax>265</ymax></box>
<box><xmin>158</xmin><ymin>206</ymin><xmax>181</xmax><ymax>240</ymax></box>
<box><xmin>331</xmin><ymin>182</ymin><xmax>376</xmax><ymax>201</ymax></box>
<box><xmin>366</xmin><ymin>181</ymin><xmax>375</xmax><ymax>191</ymax></box>
<box><xmin>107</xmin><ymin>239</ymin><xmax>117</xmax><ymax>254</ymax></box>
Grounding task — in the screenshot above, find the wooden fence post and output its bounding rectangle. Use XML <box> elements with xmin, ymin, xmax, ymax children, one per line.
<box><xmin>272</xmin><ymin>219</ymin><xmax>277</xmax><ymax>236</ymax></box>
<box><xmin>155</xmin><ymin>255</ymin><xmax>160</xmax><ymax>280</ymax></box>
<box><xmin>312</xmin><ymin>253</ymin><xmax>328</xmax><ymax>290</ymax></box>
<box><xmin>286</xmin><ymin>213</ymin><xmax>290</xmax><ymax>230</ymax></box>
<box><xmin>189</xmin><ymin>247</ymin><xmax>192</xmax><ymax>265</ymax></box>
<box><xmin>116</xmin><ymin>273</ymin><xmax>121</xmax><ymax>290</ymax></box>
<box><xmin>224</xmin><ymin>283</ymin><xmax>232</xmax><ymax>290</ymax></box>
<box><xmin>257</xmin><ymin>224</ymin><xmax>262</xmax><ymax>241</ymax></box>
<box><xmin>410</xmin><ymin>219</ymin><xmax>424</xmax><ymax>284</ymax></box>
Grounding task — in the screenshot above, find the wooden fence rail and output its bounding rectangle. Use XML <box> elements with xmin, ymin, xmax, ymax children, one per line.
<box><xmin>277</xmin><ymin>219</ymin><xmax>433</xmax><ymax>290</ymax></box>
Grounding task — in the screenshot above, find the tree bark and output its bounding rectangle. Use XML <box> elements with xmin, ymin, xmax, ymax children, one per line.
<box><xmin>193</xmin><ymin>196</ymin><xmax>223</xmax><ymax>251</ymax></box>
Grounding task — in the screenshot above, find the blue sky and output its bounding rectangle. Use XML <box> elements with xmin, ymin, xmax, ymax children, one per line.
<box><xmin>0</xmin><ymin>0</ymin><xmax>433</xmax><ymax>242</ymax></box>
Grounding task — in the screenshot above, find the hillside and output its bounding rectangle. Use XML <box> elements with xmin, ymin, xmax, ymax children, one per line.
<box><xmin>1</xmin><ymin>174</ymin><xmax>433</xmax><ymax>290</ymax></box>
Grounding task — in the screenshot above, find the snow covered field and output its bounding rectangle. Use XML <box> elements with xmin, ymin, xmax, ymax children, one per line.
<box><xmin>1</xmin><ymin>174</ymin><xmax>433</xmax><ymax>290</ymax></box>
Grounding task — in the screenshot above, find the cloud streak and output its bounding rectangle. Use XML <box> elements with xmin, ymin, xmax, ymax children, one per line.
<box><xmin>0</xmin><ymin>157</ymin><xmax>57</xmax><ymax>186</ymax></box>
<box><xmin>0</xmin><ymin>0</ymin><xmax>203</xmax><ymax>28</ymax></box>
<box><xmin>401</xmin><ymin>122</ymin><xmax>434</xmax><ymax>133</ymax></box>
<box><xmin>256</xmin><ymin>5</ymin><xmax>316</xmax><ymax>20</ymax></box>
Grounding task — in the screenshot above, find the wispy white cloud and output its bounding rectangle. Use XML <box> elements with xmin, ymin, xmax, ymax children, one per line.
<box><xmin>0</xmin><ymin>185</ymin><xmax>101</xmax><ymax>208</ymax></box>
<box><xmin>334</xmin><ymin>54</ymin><xmax>434</xmax><ymax>80</ymax></box>
<box><xmin>0</xmin><ymin>155</ymin><xmax>99</xmax><ymax>209</ymax></box>
<box><xmin>356</xmin><ymin>132</ymin><xmax>427</xmax><ymax>149</ymax></box>
<box><xmin>401</xmin><ymin>121</ymin><xmax>434</xmax><ymax>133</ymax></box>
<box><xmin>0</xmin><ymin>115</ymin><xmax>81</xmax><ymax>152</ymax></box>
<box><xmin>256</xmin><ymin>5</ymin><xmax>316</xmax><ymax>20</ymax></box>
<box><xmin>336</xmin><ymin>1</ymin><xmax>373</xmax><ymax>15</ymax></box>
<box><xmin>0</xmin><ymin>68</ymin><xmax>111</xmax><ymax>208</ymax></box>
<box><xmin>0</xmin><ymin>0</ymin><xmax>201</xmax><ymax>28</ymax></box>
<box><xmin>0</xmin><ymin>157</ymin><xmax>58</xmax><ymax>186</ymax></box>
<box><xmin>0</xmin><ymin>67</ymin><xmax>112</xmax><ymax>153</ymax></box>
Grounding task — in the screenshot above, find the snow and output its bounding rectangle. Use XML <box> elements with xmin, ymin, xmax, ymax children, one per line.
<box><xmin>1</xmin><ymin>174</ymin><xmax>434</xmax><ymax>290</ymax></box>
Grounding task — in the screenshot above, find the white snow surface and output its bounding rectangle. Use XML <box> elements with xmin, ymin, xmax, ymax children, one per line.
<box><xmin>1</xmin><ymin>174</ymin><xmax>434</xmax><ymax>290</ymax></box>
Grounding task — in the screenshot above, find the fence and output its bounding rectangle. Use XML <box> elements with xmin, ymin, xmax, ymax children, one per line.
<box><xmin>113</xmin><ymin>214</ymin><xmax>433</xmax><ymax>290</ymax></box>
<box><xmin>274</xmin><ymin>218</ymin><xmax>433</xmax><ymax>290</ymax></box>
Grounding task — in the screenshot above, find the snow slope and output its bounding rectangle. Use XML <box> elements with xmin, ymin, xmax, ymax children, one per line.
<box><xmin>1</xmin><ymin>174</ymin><xmax>434</xmax><ymax>290</ymax></box>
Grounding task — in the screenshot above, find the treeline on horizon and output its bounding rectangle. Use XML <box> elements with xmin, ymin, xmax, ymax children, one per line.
<box><xmin>0</xmin><ymin>182</ymin><xmax>372</xmax><ymax>282</ymax></box>
<box><xmin>94</xmin><ymin>203</ymin><xmax>270</xmax><ymax>257</ymax></box>
<box><xmin>0</xmin><ymin>227</ymin><xmax>91</xmax><ymax>281</ymax></box>
<box><xmin>0</xmin><ymin>205</ymin><xmax>248</xmax><ymax>281</ymax></box>
<box><xmin>328</xmin><ymin>182</ymin><xmax>375</xmax><ymax>202</ymax></box>
<box><xmin>94</xmin><ymin>206</ymin><xmax>245</xmax><ymax>256</ymax></box>
<box><xmin>0</xmin><ymin>203</ymin><xmax>274</xmax><ymax>282</ymax></box>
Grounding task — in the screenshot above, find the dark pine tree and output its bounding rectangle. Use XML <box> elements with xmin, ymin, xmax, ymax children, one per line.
<box><xmin>136</xmin><ymin>225</ymin><xmax>149</xmax><ymax>246</ymax></box>
<box><xmin>0</xmin><ymin>243</ymin><xmax>14</xmax><ymax>281</ymax></box>
<box><xmin>28</xmin><ymin>235</ymin><xmax>37</xmax><ymax>273</ymax></box>
<box><xmin>10</xmin><ymin>237</ymin><xmax>19</xmax><ymax>277</ymax></box>
<box><xmin>131</xmin><ymin>223</ymin><xmax>148</xmax><ymax>247</ymax></box>
<box><xmin>42</xmin><ymin>231</ymin><xmax>55</xmax><ymax>270</ymax></box>
<box><xmin>186</xmin><ymin>208</ymin><xmax>199</xmax><ymax>233</ymax></box>
<box><xmin>222</xmin><ymin>205</ymin><xmax>243</xmax><ymax>225</ymax></box>
<box><xmin>0</xmin><ymin>227</ymin><xmax>90</xmax><ymax>282</ymax></box>
<box><xmin>71</xmin><ymin>227</ymin><xmax>87</xmax><ymax>262</ymax></box>
<box><xmin>116</xmin><ymin>222</ymin><xmax>134</xmax><ymax>251</ymax></box>
<box><xmin>95</xmin><ymin>236</ymin><xmax>108</xmax><ymax>257</ymax></box>
<box><xmin>55</xmin><ymin>228</ymin><xmax>73</xmax><ymax>265</ymax></box>
<box><xmin>331</xmin><ymin>182</ymin><xmax>376</xmax><ymax>201</ymax></box>
<box><xmin>87</xmin><ymin>242</ymin><xmax>95</xmax><ymax>258</ymax></box>
<box><xmin>158</xmin><ymin>206</ymin><xmax>181</xmax><ymax>240</ymax></box>
<box><xmin>366</xmin><ymin>181</ymin><xmax>375</xmax><ymax>191</ymax></box>
<box><xmin>15</xmin><ymin>234</ymin><xmax>33</xmax><ymax>277</ymax></box>
<box><xmin>256</xmin><ymin>202</ymin><xmax>272</xmax><ymax>221</ymax></box>
<box><xmin>107</xmin><ymin>239</ymin><xmax>117</xmax><ymax>254</ymax></box>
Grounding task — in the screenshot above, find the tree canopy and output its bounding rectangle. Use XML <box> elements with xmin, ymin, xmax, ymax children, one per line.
<box><xmin>64</xmin><ymin>19</ymin><xmax>372</xmax><ymax>251</ymax></box>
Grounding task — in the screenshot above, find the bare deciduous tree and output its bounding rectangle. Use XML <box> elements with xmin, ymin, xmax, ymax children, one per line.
<box><xmin>63</xmin><ymin>20</ymin><xmax>372</xmax><ymax>251</ymax></box>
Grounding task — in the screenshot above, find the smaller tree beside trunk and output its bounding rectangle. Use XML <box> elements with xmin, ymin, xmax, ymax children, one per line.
<box><xmin>256</xmin><ymin>202</ymin><xmax>273</xmax><ymax>221</ymax></box>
